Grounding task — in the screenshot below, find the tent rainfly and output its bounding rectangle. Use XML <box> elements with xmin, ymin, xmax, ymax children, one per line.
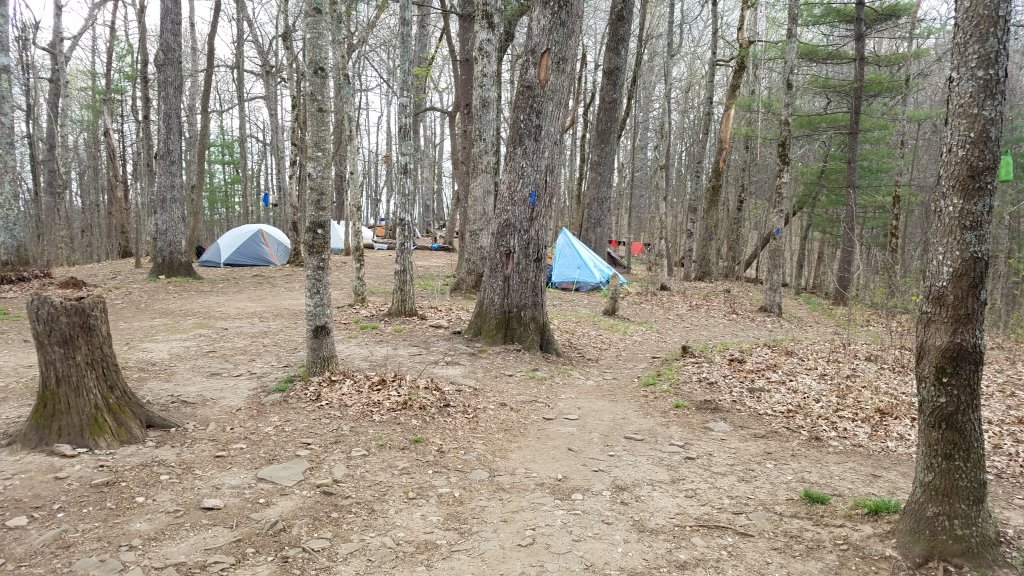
<box><xmin>330</xmin><ymin>220</ymin><xmax>375</xmax><ymax>254</ymax></box>
<box><xmin>550</xmin><ymin>227</ymin><xmax>628</xmax><ymax>291</ymax></box>
<box><xmin>198</xmin><ymin>224</ymin><xmax>291</xmax><ymax>267</ymax></box>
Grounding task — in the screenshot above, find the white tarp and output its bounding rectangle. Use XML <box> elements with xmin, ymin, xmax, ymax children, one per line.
<box><xmin>330</xmin><ymin>220</ymin><xmax>374</xmax><ymax>253</ymax></box>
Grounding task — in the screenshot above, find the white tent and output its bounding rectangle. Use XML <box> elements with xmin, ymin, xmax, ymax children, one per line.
<box><xmin>330</xmin><ymin>220</ymin><xmax>374</xmax><ymax>253</ymax></box>
<box><xmin>198</xmin><ymin>224</ymin><xmax>291</xmax><ymax>267</ymax></box>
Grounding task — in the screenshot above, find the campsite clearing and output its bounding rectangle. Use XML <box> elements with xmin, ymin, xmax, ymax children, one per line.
<box><xmin>0</xmin><ymin>251</ymin><xmax>1021</xmax><ymax>575</ymax></box>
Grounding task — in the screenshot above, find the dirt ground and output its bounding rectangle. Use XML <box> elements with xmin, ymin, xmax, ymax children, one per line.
<box><xmin>0</xmin><ymin>250</ymin><xmax>1021</xmax><ymax>576</ymax></box>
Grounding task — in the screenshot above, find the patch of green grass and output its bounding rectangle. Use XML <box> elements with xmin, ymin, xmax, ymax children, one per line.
<box><xmin>410</xmin><ymin>435</ymin><xmax>426</xmax><ymax>444</ymax></box>
<box><xmin>408</xmin><ymin>390</ymin><xmax>421</xmax><ymax>398</ymax></box>
<box><xmin>672</xmin><ymin>400</ymin><xmax>689</xmax><ymax>409</ymax></box>
<box><xmin>798</xmin><ymin>293</ymin><xmax>828</xmax><ymax>312</ymax></box>
<box><xmin>853</xmin><ymin>496</ymin><xmax>901</xmax><ymax>515</ymax></box>
<box><xmin>0</xmin><ymin>307</ymin><xmax>17</xmax><ymax>321</ymax></box>
<box><xmin>358</xmin><ymin>322</ymin><xmax>380</xmax><ymax>330</ymax></box>
<box><xmin>524</xmin><ymin>368</ymin><xmax>550</xmax><ymax>381</ymax></box>
<box><xmin>800</xmin><ymin>488</ymin><xmax>832</xmax><ymax>505</ymax></box>
<box><xmin>640</xmin><ymin>371</ymin><xmax>659</xmax><ymax>387</ymax></box>
<box><xmin>658</xmin><ymin>386</ymin><xmax>671</xmax><ymax>393</ymax></box>
<box><xmin>1015</xmin><ymin>548</ymin><xmax>1024</xmax><ymax>568</ymax></box>
<box><xmin>372</xmin><ymin>434</ymin><xmax>389</xmax><ymax>448</ymax></box>
<box><xmin>393</xmin><ymin>326</ymin><xmax>407</xmax><ymax>334</ymax></box>
<box><xmin>272</xmin><ymin>381</ymin><xmax>291</xmax><ymax>392</ymax></box>
<box><xmin>415</xmin><ymin>273</ymin><xmax>454</xmax><ymax>295</ymax></box>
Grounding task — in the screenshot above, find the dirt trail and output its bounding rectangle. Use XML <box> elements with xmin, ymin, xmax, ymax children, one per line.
<box><xmin>0</xmin><ymin>253</ymin><xmax>1020</xmax><ymax>576</ymax></box>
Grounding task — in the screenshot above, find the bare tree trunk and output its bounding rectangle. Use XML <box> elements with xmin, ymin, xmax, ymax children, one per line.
<box><xmin>150</xmin><ymin>0</ymin><xmax>200</xmax><ymax>279</ymax></box>
<box><xmin>894</xmin><ymin>0</ymin><xmax>1011</xmax><ymax>567</ymax></box>
<box><xmin>655</xmin><ymin>0</ymin><xmax>674</xmax><ymax>291</ymax></box>
<box><xmin>0</xmin><ymin>0</ymin><xmax>20</xmax><ymax>268</ymax></box>
<box><xmin>884</xmin><ymin>0</ymin><xmax>920</xmax><ymax>300</ymax></box>
<box><xmin>17</xmin><ymin>294</ymin><xmax>177</xmax><ymax>450</ymax></box>
<box><xmin>389</xmin><ymin>0</ymin><xmax>418</xmax><ymax>317</ymax></box>
<box><xmin>580</xmin><ymin>0</ymin><xmax>635</xmax><ymax>258</ymax></box>
<box><xmin>302</xmin><ymin>0</ymin><xmax>340</xmax><ymax>377</ymax></box>
<box><xmin>235</xmin><ymin>0</ymin><xmax>250</xmax><ymax>224</ymax></box>
<box><xmin>682</xmin><ymin>0</ymin><xmax>718</xmax><ymax>275</ymax></box>
<box><xmin>793</xmin><ymin>146</ymin><xmax>829</xmax><ymax>295</ymax></box>
<box><xmin>693</xmin><ymin>0</ymin><xmax>754</xmax><ymax>281</ymax></box>
<box><xmin>185</xmin><ymin>0</ymin><xmax>221</xmax><ymax>254</ymax></box>
<box><xmin>832</xmin><ymin>0</ymin><xmax>865</xmax><ymax>305</ymax></box>
<box><xmin>450</xmin><ymin>0</ymin><xmax>499</xmax><ymax>295</ymax></box>
<box><xmin>759</xmin><ymin>0</ymin><xmax>798</xmax><ymax>316</ymax></box>
<box><xmin>465</xmin><ymin>0</ymin><xmax>582</xmax><ymax>354</ymax></box>
<box><xmin>136</xmin><ymin>0</ymin><xmax>155</xmax><ymax>265</ymax></box>
<box><xmin>100</xmin><ymin>0</ymin><xmax>133</xmax><ymax>259</ymax></box>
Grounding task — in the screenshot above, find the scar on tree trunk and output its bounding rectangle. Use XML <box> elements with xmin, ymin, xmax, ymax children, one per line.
<box><xmin>15</xmin><ymin>293</ymin><xmax>177</xmax><ymax>450</ymax></box>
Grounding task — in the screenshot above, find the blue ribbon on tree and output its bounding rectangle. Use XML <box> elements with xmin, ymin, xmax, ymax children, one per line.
<box><xmin>529</xmin><ymin>189</ymin><xmax>538</xmax><ymax>207</ymax></box>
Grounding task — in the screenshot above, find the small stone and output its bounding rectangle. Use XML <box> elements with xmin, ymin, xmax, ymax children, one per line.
<box><xmin>213</xmin><ymin>452</ymin><xmax>228</xmax><ymax>458</ymax></box>
<box><xmin>517</xmin><ymin>538</ymin><xmax>534</xmax><ymax>547</ymax></box>
<box><xmin>545</xmin><ymin>563</ymin><xmax>561</xmax><ymax>573</ymax></box>
<box><xmin>53</xmin><ymin>444</ymin><xmax>79</xmax><ymax>458</ymax></box>
<box><xmin>1013</xmin><ymin>498</ymin><xmax>1024</xmax><ymax>508</ymax></box>
<box><xmin>562</xmin><ymin>414</ymin><xmax>579</xmax><ymax>421</ymax></box>
<box><xmin>338</xmin><ymin>542</ymin><xmax>363</xmax><ymax>557</ymax></box>
<box><xmin>623</xmin><ymin>434</ymin><xmax>646</xmax><ymax>442</ymax></box>
<box><xmin>668</xmin><ymin>440</ymin><xmax>687</xmax><ymax>448</ymax></box>
<box><xmin>32</xmin><ymin>525</ymin><xmax>72</xmax><ymax>547</ymax></box>
<box><xmin>256</xmin><ymin>459</ymin><xmax>310</xmax><ymax>487</ymax></box>
<box><xmin>205</xmin><ymin>555</ymin><xmax>236</xmax><ymax>573</ymax></box>
<box><xmin>124</xmin><ymin>567</ymin><xmax>144</xmax><ymax>576</ymax></box>
<box><xmin>427</xmin><ymin>319</ymin><xmax>449</xmax><ymax>329</ymax></box>
<box><xmin>4</xmin><ymin>516</ymin><xmax>28</xmax><ymax>528</ymax></box>
<box><xmin>350</xmin><ymin>448</ymin><xmax>369</xmax><ymax>457</ymax></box>
<box><xmin>541</xmin><ymin>415</ymin><xmax>556</xmax><ymax>421</ymax></box>
<box><xmin>262</xmin><ymin>519</ymin><xmax>285</xmax><ymax>535</ymax></box>
<box><xmin>71</xmin><ymin>557</ymin><xmax>123</xmax><ymax>576</ymax></box>
<box><xmin>468</xmin><ymin>470</ymin><xmax>489</xmax><ymax>481</ymax></box>
<box><xmin>838</xmin><ymin>544</ymin><xmax>850</xmax><ymax>551</ymax></box>
<box><xmin>314</xmin><ymin>479</ymin><xmax>333</xmax><ymax>487</ymax></box>
<box><xmin>135</xmin><ymin>497</ymin><xmax>146</xmax><ymax>503</ymax></box>
<box><xmin>119</xmin><ymin>551</ymin><xmax>138</xmax><ymax>563</ymax></box>
<box><xmin>90</xmin><ymin>477</ymin><xmax>115</xmax><ymax>487</ymax></box>
<box><xmin>200</xmin><ymin>499</ymin><xmax>225</xmax><ymax>510</ymax></box>
<box><xmin>373</xmin><ymin>550</ymin><xmax>397</xmax><ymax>563</ymax></box>
<box><xmin>130</xmin><ymin>538</ymin><xmax>143</xmax><ymax>547</ymax></box>
<box><xmin>705</xmin><ymin>421</ymin><xmax>732</xmax><ymax>433</ymax></box>
<box><xmin>295</xmin><ymin>449</ymin><xmax>311</xmax><ymax>457</ymax></box>
<box><xmin>331</xmin><ymin>463</ymin><xmax>348</xmax><ymax>478</ymax></box>
<box><xmin>303</xmin><ymin>538</ymin><xmax>331</xmax><ymax>551</ymax></box>
<box><xmin>690</xmin><ymin>536</ymin><xmax>707</xmax><ymax>547</ymax></box>
<box><xmin>161</xmin><ymin>569</ymin><xmax>181</xmax><ymax>576</ymax></box>
<box><xmin>54</xmin><ymin>471</ymin><xmax>71</xmax><ymax>480</ymax></box>
<box><xmin>260</xmin><ymin>393</ymin><xmax>283</xmax><ymax>405</ymax></box>
<box><xmin>571</xmin><ymin>493</ymin><xmax>584</xmax><ymax>501</ymax></box>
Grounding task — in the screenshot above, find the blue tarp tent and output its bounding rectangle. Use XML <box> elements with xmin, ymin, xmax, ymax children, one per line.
<box><xmin>550</xmin><ymin>227</ymin><xmax>628</xmax><ymax>291</ymax></box>
<box><xmin>198</xmin><ymin>224</ymin><xmax>291</xmax><ymax>267</ymax></box>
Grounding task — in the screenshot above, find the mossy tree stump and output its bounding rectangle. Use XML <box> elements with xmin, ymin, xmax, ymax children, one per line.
<box><xmin>17</xmin><ymin>293</ymin><xmax>177</xmax><ymax>450</ymax></box>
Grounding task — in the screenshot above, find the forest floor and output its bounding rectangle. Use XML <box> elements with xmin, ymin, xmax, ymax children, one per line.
<box><xmin>0</xmin><ymin>250</ymin><xmax>1022</xmax><ymax>576</ymax></box>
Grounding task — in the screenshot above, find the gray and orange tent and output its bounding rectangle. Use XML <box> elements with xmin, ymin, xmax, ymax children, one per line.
<box><xmin>198</xmin><ymin>224</ymin><xmax>291</xmax><ymax>267</ymax></box>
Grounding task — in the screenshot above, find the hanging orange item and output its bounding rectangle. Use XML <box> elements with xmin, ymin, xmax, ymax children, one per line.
<box><xmin>630</xmin><ymin>241</ymin><xmax>643</xmax><ymax>256</ymax></box>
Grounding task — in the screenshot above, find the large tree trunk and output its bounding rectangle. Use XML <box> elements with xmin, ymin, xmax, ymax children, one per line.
<box><xmin>389</xmin><ymin>0</ymin><xmax>418</xmax><ymax>317</ymax></box>
<box><xmin>692</xmin><ymin>0</ymin><xmax>754</xmax><ymax>282</ymax></box>
<box><xmin>17</xmin><ymin>293</ymin><xmax>177</xmax><ymax>450</ymax></box>
<box><xmin>681</xmin><ymin>0</ymin><xmax>719</xmax><ymax>275</ymax></box>
<box><xmin>136</xmin><ymin>0</ymin><xmax>155</xmax><ymax>265</ymax></box>
<box><xmin>0</xmin><ymin>0</ymin><xmax>20</xmax><ymax>268</ymax></box>
<box><xmin>149</xmin><ymin>0</ymin><xmax>200</xmax><ymax>279</ymax></box>
<box><xmin>450</xmin><ymin>0</ymin><xmax>498</xmax><ymax>295</ymax></box>
<box><xmin>760</xmin><ymin>0</ymin><xmax>799</xmax><ymax>316</ymax></box>
<box><xmin>186</xmin><ymin>0</ymin><xmax>222</xmax><ymax>255</ymax></box>
<box><xmin>831</xmin><ymin>0</ymin><xmax>866</xmax><ymax>305</ymax></box>
<box><xmin>465</xmin><ymin>0</ymin><xmax>582</xmax><ymax>354</ymax></box>
<box><xmin>893</xmin><ymin>0</ymin><xmax>1011</xmax><ymax>568</ymax></box>
<box><xmin>580</xmin><ymin>0</ymin><xmax>635</xmax><ymax>258</ymax></box>
<box><xmin>302</xmin><ymin>0</ymin><xmax>340</xmax><ymax>377</ymax></box>
<box><xmin>101</xmin><ymin>0</ymin><xmax>133</xmax><ymax>260</ymax></box>
<box><xmin>655</xmin><ymin>0</ymin><xmax>674</xmax><ymax>291</ymax></box>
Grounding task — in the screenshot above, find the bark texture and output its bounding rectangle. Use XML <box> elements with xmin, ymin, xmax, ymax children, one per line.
<box><xmin>832</xmin><ymin>0</ymin><xmax>866</xmax><ymax>305</ymax></box>
<box><xmin>389</xmin><ymin>0</ymin><xmax>418</xmax><ymax>317</ymax></box>
<box><xmin>303</xmin><ymin>0</ymin><xmax>340</xmax><ymax>377</ymax></box>
<box><xmin>17</xmin><ymin>293</ymin><xmax>177</xmax><ymax>450</ymax></box>
<box><xmin>0</xmin><ymin>0</ymin><xmax>19</xmax><ymax>267</ymax></box>
<box><xmin>760</xmin><ymin>0</ymin><xmax>799</xmax><ymax>316</ymax></box>
<box><xmin>465</xmin><ymin>0</ymin><xmax>583</xmax><ymax>354</ymax></box>
<box><xmin>450</xmin><ymin>0</ymin><xmax>498</xmax><ymax>295</ymax></box>
<box><xmin>692</xmin><ymin>0</ymin><xmax>754</xmax><ymax>281</ymax></box>
<box><xmin>149</xmin><ymin>0</ymin><xmax>200</xmax><ymax>279</ymax></box>
<box><xmin>894</xmin><ymin>0</ymin><xmax>1011</xmax><ymax>568</ymax></box>
<box><xmin>580</xmin><ymin>0</ymin><xmax>635</xmax><ymax>258</ymax></box>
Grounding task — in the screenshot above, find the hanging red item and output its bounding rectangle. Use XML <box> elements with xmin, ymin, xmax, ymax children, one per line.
<box><xmin>610</xmin><ymin>239</ymin><xmax>619</xmax><ymax>249</ymax></box>
<box><xmin>630</xmin><ymin>241</ymin><xmax>643</xmax><ymax>256</ymax></box>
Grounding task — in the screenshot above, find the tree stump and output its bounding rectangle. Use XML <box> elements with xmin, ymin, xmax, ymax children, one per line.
<box><xmin>17</xmin><ymin>293</ymin><xmax>177</xmax><ymax>450</ymax></box>
<box><xmin>602</xmin><ymin>275</ymin><xmax>621</xmax><ymax>317</ymax></box>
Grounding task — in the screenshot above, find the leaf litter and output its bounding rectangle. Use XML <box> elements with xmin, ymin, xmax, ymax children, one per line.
<box><xmin>677</xmin><ymin>339</ymin><xmax>1024</xmax><ymax>484</ymax></box>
